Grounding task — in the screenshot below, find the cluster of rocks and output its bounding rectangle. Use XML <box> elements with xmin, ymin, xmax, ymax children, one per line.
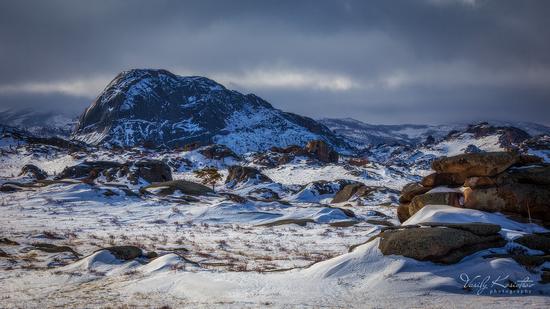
<box><xmin>56</xmin><ymin>159</ymin><xmax>173</xmax><ymax>185</ymax></box>
<box><xmin>398</xmin><ymin>152</ymin><xmax>550</xmax><ymax>224</ymax></box>
<box><xmin>375</xmin><ymin>222</ymin><xmax>550</xmax><ymax>270</ymax></box>
<box><xmin>253</xmin><ymin>140</ymin><xmax>339</xmax><ymax>167</ymax></box>
<box><xmin>445</xmin><ymin>122</ymin><xmax>531</xmax><ymax>150</ymax></box>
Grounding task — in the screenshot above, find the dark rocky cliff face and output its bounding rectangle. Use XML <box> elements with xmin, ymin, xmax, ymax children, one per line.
<box><xmin>73</xmin><ymin>69</ymin><xmax>346</xmax><ymax>153</ymax></box>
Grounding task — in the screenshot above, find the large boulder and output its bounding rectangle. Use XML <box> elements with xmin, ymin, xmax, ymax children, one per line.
<box><xmin>103</xmin><ymin>246</ymin><xmax>143</xmax><ymax>260</ymax></box>
<box><xmin>495</xmin><ymin>165</ymin><xmax>550</xmax><ymax>186</ymax></box>
<box><xmin>332</xmin><ymin>184</ymin><xmax>372</xmax><ymax>203</ymax></box>
<box><xmin>305</xmin><ymin>140</ymin><xmax>339</xmax><ymax>163</ymax></box>
<box><xmin>140</xmin><ymin>180</ymin><xmax>213</xmax><ymax>196</ymax></box>
<box><xmin>225</xmin><ymin>166</ymin><xmax>271</xmax><ymax>187</ymax></box>
<box><xmin>420</xmin><ymin>172</ymin><xmax>467</xmax><ymax>187</ymax></box>
<box><xmin>463</xmin><ymin>184</ymin><xmax>550</xmax><ymax>222</ymax></box>
<box><xmin>431</xmin><ymin>152</ymin><xmax>519</xmax><ymax>177</ymax></box>
<box><xmin>399</xmin><ymin>182</ymin><xmax>431</xmax><ymax>203</ymax></box>
<box><xmin>199</xmin><ymin>144</ymin><xmax>240</xmax><ymax>160</ymax></box>
<box><xmin>514</xmin><ymin>234</ymin><xmax>550</xmax><ymax>254</ymax></box>
<box><xmin>19</xmin><ymin>164</ymin><xmax>47</xmax><ymax>180</ymax></box>
<box><xmin>130</xmin><ymin>159</ymin><xmax>172</xmax><ymax>184</ymax></box>
<box><xmin>378</xmin><ymin>224</ymin><xmax>506</xmax><ymax>264</ymax></box>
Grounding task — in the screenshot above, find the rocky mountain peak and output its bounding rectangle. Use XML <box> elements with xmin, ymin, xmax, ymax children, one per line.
<box><xmin>72</xmin><ymin>69</ymin><xmax>345</xmax><ymax>153</ymax></box>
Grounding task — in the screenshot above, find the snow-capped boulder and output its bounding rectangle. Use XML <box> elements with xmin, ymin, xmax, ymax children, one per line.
<box><xmin>140</xmin><ymin>180</ymin><xmax>213</xmax><ymax>196</ymax></box>
<box><xmin>72</xmin><ymin>69</ymin><xmax>346</xmax><ymax>153</ymax></box>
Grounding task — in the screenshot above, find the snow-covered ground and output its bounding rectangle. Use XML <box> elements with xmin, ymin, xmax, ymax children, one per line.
<box><xmin>1</xmin><ymin>137</ymin><xmax>549</xmax><ymax>307</ymax></box>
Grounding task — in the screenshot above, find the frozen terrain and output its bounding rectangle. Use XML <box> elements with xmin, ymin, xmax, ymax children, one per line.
<box><xmin>1</xmin><ymin>133</ymin><xmax>549</xmax><ymax>307</ymax></box>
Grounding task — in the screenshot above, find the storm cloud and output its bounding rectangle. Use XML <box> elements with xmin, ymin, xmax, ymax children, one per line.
<box><xmin>0</xmin><ymin>0</ymin><xmax>549</xmax><ymax>124</ymax></box>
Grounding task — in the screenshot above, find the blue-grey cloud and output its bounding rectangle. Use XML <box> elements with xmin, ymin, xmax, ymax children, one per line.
<box><xmin>0</xmin><ymin>0</ymin><xmax>549</xmax><ymax>124</ymax></box>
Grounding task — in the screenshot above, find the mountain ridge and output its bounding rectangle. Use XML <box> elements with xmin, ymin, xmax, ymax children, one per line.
<box><xmin>72</xmin><ymin>69</ymin><xmax>348</xmax><ymax>153</ymax></box>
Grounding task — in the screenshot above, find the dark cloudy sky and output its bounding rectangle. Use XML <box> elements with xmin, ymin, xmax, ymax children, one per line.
<box><xmin>1</xmin><ymin>0</ymin><xmax>549</xmax><ymax>125</ymax></box>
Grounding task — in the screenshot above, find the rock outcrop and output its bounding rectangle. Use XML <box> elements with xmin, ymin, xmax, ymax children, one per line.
<box><xmin>56</xmin><ymin>159</ymin><xmax>172</xmax><ymax>185</ymax></box>
<box><xmin>304</xmin><ymin>140</ymin><xmax>339</xmax><ymax>163</ymax></box>
<box><xmin>72</xmin><ymin>69</ymin><xmax>347</xmax><ymax>153</ymax></box>
<box><xmin>19</xmin><ymin>164</ymin><xmax>47</xmax><ymax>180</ymax></box>
<box><xmin>103</xmin><ymin>246</ymin><xmax>143</xmax><ymax>260</ymax></box>
<box><xmin>431</xmin><ymin>152</ymin><xmax>519</xmax><ymax>177</ymax></box>
<box><xmin>378</xmin><ymin>223</ymin><xmax>506</xmax><ymax>264</ymax></box>
<box><xmin>199</xmin><ymin>144</ymin><xmax>240</xmax><ymax>160</ymax></box>
<box><xmin>397</xmin><ymin>151</ymin><xmax>549</xmax><ymax>224</ymax></box>
<box><xmin>225</xmin><ymin>166</ymin><xmax>272</xmax><ymax>188</ymax></box>
<box><xmin>129</xmin><ymin>159</ymin><xmax>172</xmax><ymax>184</ymax></box>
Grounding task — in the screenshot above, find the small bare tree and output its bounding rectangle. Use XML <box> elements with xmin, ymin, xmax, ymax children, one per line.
<box><xmin>194</xmin><ymin>167</ymin><xmax>223</xmax><ymax>191</ymax></box>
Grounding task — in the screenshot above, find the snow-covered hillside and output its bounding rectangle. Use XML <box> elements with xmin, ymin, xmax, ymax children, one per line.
<box><xmin>0</xmin><ymin>109</ymin><xmax>76</xmax><ymax>138</ymax></box>
<box><xmin>72</xmin><ymin>69</ymin><xmax>347</xmax><ymax>153</ymax></box>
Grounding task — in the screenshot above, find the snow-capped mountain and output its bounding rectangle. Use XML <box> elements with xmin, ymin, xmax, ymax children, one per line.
<box><xmin>320</xmin><ymin>118</ymin><xmax>550</xmax><ymax>150</ymax></box>
<box><xmin>319</xmin><ymin>118</ymin><xmax>463</xmax><ymax>148</ymax></box>
<box><xmin>363</xmin><ymin>122</ymin><xmax>550</xmax><ymax>170</ymax></box>
<box><xmin>0</xmin><ymin>108</ymin><xmax>77</xmax><ymax>138</ymax></box>
<box><xmin>72</xmin><ymin>69</ymin><xmax>347</xmax><ymax>153</ymax></box>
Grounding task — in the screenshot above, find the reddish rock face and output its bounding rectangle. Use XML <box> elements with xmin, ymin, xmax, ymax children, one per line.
<box><xmin>348</xmin><ymin>158</ymin><xmax>369</xmax><ymax>167</ymax></box>
<box><xmin>421</xmin><ymin>172</ymin><xmax>467</xmax><ymax>187</ymax></box>
<box><xmin>408</xmin><ymin>192</ymin><xmax>463</xmax><ymax>218</ymax></box>
<box><xmin>225</xmin><ymin>165</ymin><xmax>272</xmax><ymax>188</ymax></box>
<box><xmin>399</xmin><ymin>182</ymin><xmax>430</xmax><ymax>203</ymax></box>
<box><xmin>463</xmin><ymin>184</ymin><xmax>550</xmax><ymax>222</ymax></box>
<box><xmin>397</xmin><ymin>203</ymin><xmax>411</xmax><ymax>222</ymax></box>
<box><xmin>495</xmin><ymin>165</ymin><xmax>550</xmax><ymax>186</ymax></box>
<box><xmin>378</xmin><ymin>223</ymin><xmax>505</xmax><ymax>264</ymax></box>
<box><xmin>464</xmin><ymin>176</ymin><xmax>496</xmax><ymax>189</ymax></box>
<box><xmin>305</xmin><ymin>140</ymin><xmax>339</xmax><ymax>163</ymax></box>
<box><xmin>431</xmin><ymin>152</ymin><xmax>519</xmax><ymax>177</ymax></box>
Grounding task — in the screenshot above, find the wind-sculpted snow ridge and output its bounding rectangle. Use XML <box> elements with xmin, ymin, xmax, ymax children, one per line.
<box><xmin>72</xmin><ymin>69</ymin><xmax>347</xmax><ymax>153</ymax></box>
